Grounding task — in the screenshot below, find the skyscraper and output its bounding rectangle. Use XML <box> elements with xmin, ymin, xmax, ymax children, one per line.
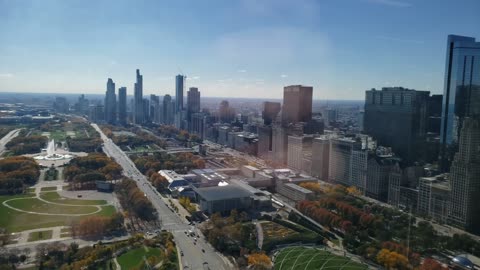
<box><xmin>262</xmin><ymin>101</ymin><xmax>281</xmax><ymax>125</ymax></box>
<box><xmin>448</xmin><ymin>118</ymin><xmax>480</xmax><ymax>233</ymax></box>
<box><xmin>281</xmin><ymin>85</ymin><xmax>313</xmax><ymax>126</ymax></box>
<box><xmin>104</xmin><ymin>78</ymin><xmax>116</xmax><ymax>124</ymax></box>
<box><xmin>162</xmin><ymin>94</ymin><xmax>174</xmax><ymax>125</ymax></box>
<box><xmin>440</xmin><ymin>35</ymin><xmax>480</xmax><ymax>170</ymax></box>
<box><xmin>134</xmin><ymin>69</ymin><xmax>144</xmax><ymax>124</ymax></box>
<box><xmin>175</xmin><ymin>75</ymin><xmax>185</xmax><ymax>113</ymax></box>
<box><xmin>364</xmin><ymin>87</ymin><xmax>430</xmax><ymax>163</ymax></box>
<box><xmin>187</xmin><ymin>87</ymin><xmax>201</xmax><ymax>124</ymax></box>
<box><xmin>118</xmin><ymin>87</ymin><xmax>127</xmax><ymax>125</ymax></box>
<box><xmin>150</xmin><ymin>94</ymin><xmax>160</xmax><ymax>123</ymax></box>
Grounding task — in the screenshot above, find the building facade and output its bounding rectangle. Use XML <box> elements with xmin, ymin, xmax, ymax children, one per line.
<box><xmin>104</xmin><ymin>78</ymin><xmax>116</xmax><ymax>124</ymax></box>
<box><xmin>282</xmin><ymin>85</ymin><xmax>313</xmax><ymax>126</ymax></box>
<box><xmin>118</xmin><ymin>87</ymin><xmax>127</xmax><ymax>125</ymax></box>
<box><xmin>133</xmin><ymin>69</ymin><xmax>144</xmax><ymax>124</ymax></box>
<box><xmin>440</xmin><ymin>35</ymin><xmax>480</xmax><ymax>170</ymax></box>
<box><xmin>364</xmin><ymin>87</ymin><xmax>429</xmax><ymax>163</ymax></box>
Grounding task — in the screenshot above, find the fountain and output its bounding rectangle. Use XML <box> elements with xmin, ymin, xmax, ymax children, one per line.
<box><xmin>34</xmin><ymin>139</ymin><xmax>72</xmax><ymax>161</ymax></box>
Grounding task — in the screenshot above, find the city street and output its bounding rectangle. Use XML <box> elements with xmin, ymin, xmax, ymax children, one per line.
<box><xmin>92</xmin><ymin>124</ymin><xmax>232</xmax><ymax>270</ymax></box>
<box><xmin>0</xmin><ymin>128</ymin><xmax>20</xmax><ymax>156</ymax></box>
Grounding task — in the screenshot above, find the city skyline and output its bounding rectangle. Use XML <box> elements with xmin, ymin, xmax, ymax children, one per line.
<box><xmin>1</xmin><ymin>0</ymin><xmax>480</xmax><ymax>99</ymax></box>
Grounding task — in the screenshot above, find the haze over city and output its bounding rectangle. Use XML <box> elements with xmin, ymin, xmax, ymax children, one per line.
<box><xmin>1</xmin><ymin>0</ymin><xmax>479</xmax><ymax>99</ymax></box>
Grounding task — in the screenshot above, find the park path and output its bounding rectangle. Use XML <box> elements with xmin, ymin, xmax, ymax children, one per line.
<box><xmin>0</xmin><ymin>129</ymin><xmax>21</xmax><ymax>156</ymax></box>
<box><xmin>12</xmin><ymin>226</ymin><xmax>71</xmax><ymax>245</ymax></box>
<box><xmin>255</xmin><ymin>221</ymin><xmax>264</xmax><ymax>249</ymax></box>
<box><xmin>113</xmin><ymin>257</ymin><xmax>121</xmax><ymax>270</ymax></box>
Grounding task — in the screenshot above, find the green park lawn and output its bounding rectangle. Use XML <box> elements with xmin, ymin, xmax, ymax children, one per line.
<box><xmin>49</xmin><ymin>130</ymin><xmax>67</xmax><ymax>141</ymax></box>
<box><xmin>40</xmin><ymin>191</ymin><xmax>107</xmax><ymax>205</ymax></box>
<box><xmin>117</xmin><ymin>247</ymin><xmax>163</xmax><ymax>269</ymax></box>
<box><xmin>274</xmin><ymin>247</ymin><xmax>368</xmax><ymax>270</ymax></box>
<box><xmin>40</xmin><ymin>187</ymin><xmax>57</xmax><ymax>192</ymax></box>
<box><xmin>0</xmin><ymin>193</ymin><xmax>116</xmax><ymax>232</ymax></box>
<box><xmin>28</xmin><ymin>230</ymin><xmax>53</xmax><ymax>242</ymax></box>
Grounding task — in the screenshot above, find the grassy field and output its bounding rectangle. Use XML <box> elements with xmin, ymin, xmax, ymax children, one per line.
<box><xmin>7</xmin><ymin>197</ymin><xmax>99</xmax><ymax>214</ymax></box>
<box><xmin>117</xmin><ymin>247</ymin><xmax>163</xmax><ymax>269</ymax></box>
<box><xmin>40</xmin><ymin>191</ymin><xmax>107</xmax><ymax>205</ymax></box>
<box><xmin>49</xmin><ymin>130</ymin><xmax>67</xmax><ymax>141</ymax></box>
<box><xmin>27</xmin><ymin>230</ymin><xmax>53</xmax><ymax>242</ymax></box>
<box><xmin>0</xmin><ymin>193</ymin><xmax>116</xmax><ymax>232</ymax></box>
<box><xmin>40</xmin><ymin>187</ymin><xmax>57</xmax><ymax>192</ymax></box>
<box><xmin>274</xmin><ymin>247</ymin><xmax>368</xmax><ymax>270</ymax></box>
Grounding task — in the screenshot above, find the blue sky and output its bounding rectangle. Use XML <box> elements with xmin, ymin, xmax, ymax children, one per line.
<box><xmin>0</xmin><ymin>0</ymin><xmax>479</xmax><ymax>99</ymax></box>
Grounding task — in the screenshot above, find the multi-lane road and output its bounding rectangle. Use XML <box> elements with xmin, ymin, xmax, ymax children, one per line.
<box><xmin>0</xmin><ymin>128</ymin><xmax>21</xmax><ymax>156</ymax></box>
<box><xmin>91</xmin><ymin>124</ymin><xmax>232</xmax><ymax>270</ymax></box>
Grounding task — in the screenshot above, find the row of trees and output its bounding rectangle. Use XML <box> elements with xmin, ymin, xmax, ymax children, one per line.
<box><xmin>115</xmin><ymin>179</ymin><xmax>157</xmax><ymax>221</ymax></box>
<box><xmin>156</xmin><ymin>125</ymin><xmax>202</xmax><ymax>144</ymax></box>
<box><xmin>63</xmin><ymin>153</ymin><xmax>122</xmax><ymax>189</ymax></box>
<box><xmin>71</xmin><ymin>213</ymin><xmax>124</xmax><ymax>239</ymax></box>
<box><xmin>6</xmin><ymin>131</ymin><xmax>47</xmax><ymax>155</ymax></box>
<box><xmin>0</xmin><ymin>156</ymin><xmax>40</xmax><ymax>194</ymax></box>
<box><xmin>101</xmin><ymin>125</ymin><xmax>167</xmax><ymax>149</ymax></box>
<box><xmin>201</xmin><ymin>210</ymin><xmax>256</xmax><ymax>257</ymax></box>
<box><xmin>132</xmin><ymin>152</ymin><xmax>205</xmax><ymax>175</ymax></box>
<box><xmin>178</xmin><ymin>196</ymin><xmax>196</xmax><ymax>213</ymax></box>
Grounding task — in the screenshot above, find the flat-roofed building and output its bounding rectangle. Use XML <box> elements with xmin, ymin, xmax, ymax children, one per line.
<box><xmin>195</xmin><ymin>184</ymin><xmax>252</xmax><ymax>214</ymax></box>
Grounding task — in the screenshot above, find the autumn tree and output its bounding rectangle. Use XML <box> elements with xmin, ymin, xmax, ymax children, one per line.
<box><xmin>248</xmin><ymin>252</ymin><xmax>272</xmax><ymax>270</ymax></box>
<box><xmin>376</xmin><ymin>248</ymin><xmax>409</xmax><ymax>270</ymax></box>
<box><xmin>419</xmin><ymin>258</ymin><xmax>447</xmax><ymax>270</ymax></box>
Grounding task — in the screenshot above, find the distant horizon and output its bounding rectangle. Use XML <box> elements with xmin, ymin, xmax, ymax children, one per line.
<box><xmin>0</xmin><ymin>90</ymin><xmax>365</xmax><ymax>102</ymax></box>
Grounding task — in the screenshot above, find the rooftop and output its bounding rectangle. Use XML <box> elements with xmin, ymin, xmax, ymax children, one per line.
<box><xmin>195</xmin><ymin>184</ymin><xmax>252</xmax><ymax>201</ymax></box>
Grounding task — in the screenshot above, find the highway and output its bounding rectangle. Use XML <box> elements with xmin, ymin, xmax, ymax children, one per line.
<box><xmin>0</xmin><ymin>128</ymin><xmax>21</xmax><ymax>156</ymax></box>
<box><xmin>91</xmin><ymin>124</ymin><xmax>232</xmax><ymax>270</ymax></box>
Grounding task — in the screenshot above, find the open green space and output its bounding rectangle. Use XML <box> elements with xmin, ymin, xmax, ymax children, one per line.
<box><xmin>274</xmin><ymin>247</ymin><xmax>368</xmax><ymax>270</ymax></box>
<box><xmin>40</xmin><ymin>187</ymin><xmax>57</xmax><ymax>192</ymax></box>
<box><xmin>27</xmin><ymin>187</ymin><xmax>36</xmax><ymax>193</ymax></box>
<box><xmin>117</xmin><ymin>247</ymin><xmax>162</xmax><ymax>270</ymax></box>
<box><xmin>7</xmin><ymin>197</ymin><xmax>99</xmax><ymax>214</ymax></box>
<box><xmin>49</xmin><ymin>130</ymin><xmax>67</xmax><ymax>141</ymax></box>
<box><xmin>40</xmin><ymin>191</ymin><xmax>107</xmax><ymax>205</ymax></box>
<box><xmin>27</xmin><ymin>230</ymin><xmax>53</xmax><ymax>242</ymax></box>
<box><xmin>0</xmin><ymin>193</ymin><xmax>116</xmax><ymax>232</ymax></box>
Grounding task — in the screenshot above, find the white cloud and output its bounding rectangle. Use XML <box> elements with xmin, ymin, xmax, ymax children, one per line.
<box><xmin>281</xmin><ymin>74</ymin><xmax>288</xmax><ymax>78</ymax></box>
<box><xmin>237</xmin><ymin>69</ymin><xmax>247</xmax><ymax>73</ymax></box>
<box><xmin>366</xmin><ymin>0</ymin><xmax>412</xmax><ymax>8</ymax></box>
<box><xmin>213</xmin><ymin>27</ymin><xmax>330</xmax><ymax>66</ymax></box>
<box><xmin>0</xmin><ymin>73</ymin><xmax>14</xmax><ymax>78</ymax></box>
<box><xmin>186</xmin><ymin>76</ymin><xmax>200</xmax><ymax>80</ymax></box>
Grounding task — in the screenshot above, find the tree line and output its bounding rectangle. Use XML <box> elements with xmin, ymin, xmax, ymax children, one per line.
<box><xmin>6</xmin><ymin>130</ymin><xmax>47</xmax><ymax>155</ymax></box>
<box><xmin>0</xmin><ymin>156</ymin><xmax>40</xmax><ymax>194</ymax></box>
<box><xmin>132</xmin><ymin>152</ymin><xmax>205</xmax><ymax>175</ymax></box>
<box><xmin>63</xmin><ymin>153</ymin><xmax>122</xmax><ymax>190</ymax></box>
<box><xmin>115</xmin><ymin>179</ymin><xmax>157</xmax><ymax>221</ymax></box>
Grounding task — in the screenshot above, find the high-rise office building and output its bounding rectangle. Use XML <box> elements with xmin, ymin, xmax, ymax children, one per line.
<box><xmin>448</xmin><ymin>118</ymin><xmax>480</xmax><ymax>233</ymax></box>
<box><xmin>53</xmin><ymin>97</ymin><xmax>69</xmax><ymax>113</ymax></box>
<box><xmin>287</xmin><ymin>135</ymin><xmax>314</xmax><ymax>172</ymax></box>
<box><xmin>440</xmin><ymin>35</ymin><xmax>480</xmax><ymax>170</ymax></box>
<box><xmin>311</xmin><ymin>136</ymin><xmax>332</xmax><ymax>181</ymax></box>
<box><xmin>187</xmin><ymin>87</ymin><xmax>201</xmax><ymax>125</ymax></box>
<box><xmin>104</xmin><ymin>78</ymin><xmax>116</xmax><ymax>124</ymax></box>
<box><xmin>257</xmin><ymin>125</ymin><xmax>273</xmax><ymax>159</ymax></box>
<box><xmin>282</xmin><ymin>85</ymin><xmax>313</xmax><ymax>126</ymax></box>
<box><xmin>143</xmin><ymin>98</ymin><xmax>150</xmax><ymax>123</ymax></box>
<box><xmin>364</xmin><ymin>87</ymin><xmax>430</xmax><ymax>163</ymax></box>
<box><xmin>162</xmin><ymin>94</ymin><xmax>174</xmax><ymax>125</ymax></box>
<box><xmin>150</xmin><ymin>94</ymin><xmax>160</xmax><ymax>123</ymax></box>
<box><xmin>328</xmin><ymin>137</ymin><xmax>368</xmax><ymax>193</ymax></box>
<box><xmin>118</xmin><ymin>87</ymin><xmax>127</xmax><ymax>125</ymax></box>
<box><xmin>175</xmin><ymin>75</ymin><xmax>185</xmax><ymax>113</ymax></box>
<box><xmin>219</xmin><ymin>100</ymin><xmax>235</xmax><ymax>123</ymax></box>
<box><xmin>134</xmin><ymin>69</ymin><xmax>144</xmax><ymax>124</ymax></box>
<box><xmin>262</xmin><ymin>102</ymin><xmax>281</xmax><ymax>125</ymax></box>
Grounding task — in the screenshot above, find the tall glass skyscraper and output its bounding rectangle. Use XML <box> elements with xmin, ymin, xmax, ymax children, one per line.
<box><xmin>440</xmin><ymin>35</ymin><xmax>480</xmax><ymax>169</ymax></box>
<box><xmin>134</xmin><ymin>69</ymin><xmax>144</xmax><ymax>124</ymax></box>
<box><xmin>175</xmin><ymin>74</ymin><xmax>185</xmax><ymax>113</ymax></box>
<box><xmin>118</xmin><ymin>87</ymin><xmax>127</xmax><ymax>125</ymax></box>
<box><xmin>104</xmin><ymin>78</ymin><xmax>116</xmax><ymax>124</ymax></box>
